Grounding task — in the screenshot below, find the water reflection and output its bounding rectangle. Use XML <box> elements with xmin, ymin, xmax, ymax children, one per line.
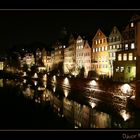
<box><xmin>0</xmin><ymin>77</ymin><xmax>137</xmax><ymax>128</ymax></box>
<box><xmin>0</xmin><ymin>79</ymin><xmax>3</xmax><ymax>87</ymax></box>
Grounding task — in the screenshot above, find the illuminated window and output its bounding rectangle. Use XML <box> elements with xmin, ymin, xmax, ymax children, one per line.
<box><xmin>63</xmin><ymin>45</ymin><xmax>66</xmax><ymax>48</ymax></box>
<box><xmin>116</xmin><ymin>67</ymin><xmax>119</xmax><ymax>72</ymax></box>
<box><xmin>105</xmin><ymin>46</ymin><xmax>108</xmax><ymax>51</ymax></box>
<box><xmin>98</xmin><ymin>39</ymin><xmax>100</xmax><ymax>44</ymax></box>
<box><xmin>131</xmin><ymin>43</ymin><xmax>135</xmax><ymax>49</ymax></box>
<box><xmin>110</xmin><ymin>46</ymin><xmax>112</xmax><ymax>50</ymax></box>
<box><xmin>59</xmin><ymin>51</ymin><xmax>61</xmax><ymax>54</ymax></box>
<box><xmin>128</xmin><ymin>53</ymin><xmax>133</xmax><ymax>60</ymax></box>
<box><xmin>110</xmin><ymin>53</ymin><xmax>112</xmax><ymax>57</ymax></box>
<box><xmin>113</xmin><ymin>45</ymin><xmax>115</xmax><ymax>49</ymax></box>
<box><xmin>120</xmin><ymin>67</ymin><xmax>124</xmax><ymax>72</ymax></box>
<box><xmin>134</xmin><ymin>56</ymin><xmax>136</xmax><ymax>60</ymax></box>
<box><xmin>118</xmin><ymin>54</ymin><xmax>122</xmax><ymax>61</ymax></box>
<box><xmin>117</xmin><ymin>44</ymin><xmax>120</xmax><ymax>49</ymax></box>
<box><xmin>125</xmin><ymin>44</ymin><xmax>128</xmax><ymax>50</ymax></box>
<box><xmin>96</xmin><ymin>40</ymin><xmax>98</xmax><ymax>45</ymax></box>
<box><xmin>96</xmin><ymin>48</ymin><xmax>98</xmax><ymax>52</ymax></box>
<box><xmin>99</xmin><ymin>47</ymin><xmax>100</xmax><ymax>52</ymax></box>
<box><xmin>102</xmin><ymin>46</ymin><xmax>104</xmax><ymax>51</ymax></box>
<box><xmin>131</xmin><ymin>22</ymin><xmax>134</xmax><ymax>27</ymax></box>
<box><xmin>123</xmin><ymin>53</ymin><xmax>127</xmax><ymax>61</ymax></box>
<box><xmin>93</xmin><ymin>48</ymin><xmax>95</xmax><ymax>52</ymax></box>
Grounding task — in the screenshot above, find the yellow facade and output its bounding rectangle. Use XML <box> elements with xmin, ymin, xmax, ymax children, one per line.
<box><xmin>92</xmin><ymin>29</ymin><xmax>110</xmax><ymax>77</ymax></box>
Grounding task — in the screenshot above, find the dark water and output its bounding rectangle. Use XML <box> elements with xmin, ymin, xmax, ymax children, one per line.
<box><xmin>0</xmin><ymin>78</ymin><xmax>140</xmax><ymax>129</ymax></box>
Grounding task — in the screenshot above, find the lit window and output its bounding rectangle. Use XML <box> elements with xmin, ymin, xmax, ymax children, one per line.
<box><xmin>123</xmin><ymin>53</ymin><xmax>127</xmax><ymax>61</ymax></box>
<box><xmin>102</xmin><ymin>39</ymin><xmax>104</xmax><ymax>43</ymax></box>
<box><xmin>96</xmin><ymin>40</ymin><xmax>98</xmax><ymax>45</ymax></box>
<box><xmin>102</xmin><ymin>46</ymin><xmax>104</xmax><ymax>51</ymax></box>
<box><xmin>129</xmin><ymin>53</ymin><xmax>133</xmax><ymax>60</ymax></box>
<box><xmin>96</xmin><ymin>48</ymin><xmax>98</xmax><ymax>52</ymax></box>
<box><xmin>93</xmin><ymin>48</ymin><xmax>95</xmax><ymax>52</ymax></box>
<box><xmin>116</xmin><ymin>67</ymin><xmax>119</xmax><ymax>72</ymax></box>
<box><xmin>98</xmin><ymin>39</ymin><xmax>100</xmax><ymax>44</ymax></box>
<box><xmin>134</xmin><ymin>56</ymin><xmax>136</xmax><ymax>60</ymax></box>
<box><xmin>99</xmin><ymin>47</ymin><xmax>100</xmax><ymax>52</ymax></box>
<box><xmin>118</xmin><ymin>54</ymin><xmax>122</xmax><ymax>61</ymax></box>
<box><xmin>131</xmin><ymin>43</ymin><xmax>135</xmax><ymax>49</ymax></box>
<box><xmin>117</xmin><ymin>44</ymin><xmax>120</xmax><ymax>49</ymax></box>
<box><xmin>59</xmin><ymin>51</ymin><xmax>61</xmax><ymax>54</ymax></box>
<box><xmin>110</xmin><ymin>53</ymin><xmax>112</xmax><ymax>57</ymax></box>
<box><xmin>131</xmin><ymin>22</ymin><xmax>134</xmax><ymax>27</ymax></box>
<box><xmin>120</xmin><ymin>67</ymin><xmax>124</xmax><ymax>72</ymax></box>
<box><xmin>113</xmin><ymin>45</ymin><xmax>115</xmax><ymax>49</ymax></box>
<box><xmin>125</xmin><ymin>44</ymin><xmax>128</xmax><ymax>50</ymax></box>
<box><xmin>110</xmin><ymin>46</ymin><xmax>112</xmax><ymax>50</ymax></box>
<box><xmin>63</xmin><ymin>45</ymin><xmax>66</xmax><ymax>48</ymax></box>
<box><xmin>105</xmin><ymin>46</ymin><xmax>108</xmax><ymax>51</ymax></box>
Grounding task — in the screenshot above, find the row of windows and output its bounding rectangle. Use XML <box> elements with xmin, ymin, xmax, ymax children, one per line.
<box><xmin>94</xmin><ymin>38</ymin><xmax>106</xmax><ymax>45</ymax></box>
<box><xmin>115</xmin><ymin>66</ymin><xmax>133</xmax><ymax>73</ymax></box>
<box><xmin>76</xmin><ymin>52</ymin><xmax>90</xmax><ymax>57</ymax></box>
<box><xmin>109</xmin><ymin>44</ymin><xmax>122</xmax><ymax>50</ymax></box>
<box><xmin>77</xmin><ymin>39</ymin><xmax>82</xmax><ymax>43</ymax></box>
<box><xmin>118</xmin><ymin>53</ymin><xmax>136</xmax><ymax>61</ymax></box>
<box><xmin>77</xmin><ymin>60</ymin><xmax>91</xmax><ymax>63</ymax></box>
<box><xmin>55</xmin><ymin>45</ymin><xmax>66</xmax><ymax>50</ymax></box>
<box><xmin>94</xmin><ymin>64</ymin><xmax>108</xmax><ymax>69</ymax></box>
<box><xmin>76</xmin><ymin>45</ymin><xmax>83</xmax><ymax>49</ymax></box>
<box><xmin>109</xmin><ymin>36</ymin><xmax>121</xmax><ymax>42</ymax></box>
<box><xmin>124</xmin><ymin>43</ymin><xmax>135</xmax><ymax>50</ymax></box>
<box><xmin>109</xmin><ymin>52</ymin><xmax>116</xmax><ymax>58</ymax></box>
<box><xmin>93</xmin><ymin>46</ymin><xmax>108</xmax><ymax>52</ymax></box>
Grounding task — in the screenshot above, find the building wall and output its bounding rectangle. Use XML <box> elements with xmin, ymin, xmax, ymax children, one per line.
<box><xmin>113</xmin><ymin>15</ymin><xmax>138</xmax><ymax>82</ymax></box>
<box><xmin>108</xmin><ymin>26</ymin><xmax>122</xmax><ymax>77</ymax></box>
<box><xmin>92</xmin><ymin>29</ymin><xmax>110</xmax><ymax>77</ymax></box>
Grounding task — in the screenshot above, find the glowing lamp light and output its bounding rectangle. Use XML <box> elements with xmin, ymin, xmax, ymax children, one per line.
<box><xmin>121</xmin><ymin>84</ymin><xmax>131</xmax><ymax>94</ymax></box>
<box><xmin>90</xmin><ymin>102</ymin><xmax>96</xmax><ymax>108</ymax></box>
<box><xmin>43</xmin><ymin>74</ymin><xmax>47</xmax><ymax>81</ymax></box>
<box><xmin>34</xmin><ymin>81</ymin><xmax>38</xmax><ymax>86</ymax></box>
<box><xmin>63</xmin><ymin>77</ymin><xmax>70</xmax><ymax>86</ymax></box>
<box><xmin>33</xmin><ymin>73</ymin><xmax>38</xmax><ymax>78</ymax></box>
<box><xmin>89</xmin><ymin>80</ymin><xmax>97</xmax><ymax>86</ymax></box>
<box><xmin>63</xmin><ymin>88</ymin><xmax>69</xmax><ymax>97</ymax></box>
<box><xmin>120</xmin><ymin>110</ymin><xmax>130</xmax><ymax>121</ymax></box>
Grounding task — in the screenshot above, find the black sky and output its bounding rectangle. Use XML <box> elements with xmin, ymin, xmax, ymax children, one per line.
<box><xmin>0</xmin><ymin>9</ymin><xmax>140</xmax><ymax>54</ymax></box>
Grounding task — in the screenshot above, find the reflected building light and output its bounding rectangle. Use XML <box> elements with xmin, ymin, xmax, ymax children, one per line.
<box><xmin>53</xmin><ymin>85</ymin><xmax>56</xmax><ymax>92</ymax></box>
<box><xmin>120</xmin><ymin>110</ymin><xmax>130</xmax><ymax>121</ymax></box>
<box><xmin>63</xmin><ymin>77</ymin><xmax>70</xmax><ymax>87</ymax></box>
<box><xmin>43</xmin><ymin>74</ymin><xmax>47</xmax><ymax>81</ymax></box>
<box><xmin>33</xmin><ymin>73</ymin><xmax>38</xmax><ymax>78</ymax></box>
<box><xmin>121</xmin><ymin>84</ymin><xmax>131</xmax><ymax>94</ymax></box>
<box><xmin>34</xmin><ymin>81</ymin><xmax>38</xmax><ymax>86</ymax></box>
<box><xmin>43</xmin><ymin>81</ymin><xmax>47</xmax><ymax>88</ymax></box>
<box><xmin>52</xmin><ymin>75</ymin><xmax>56</xmax><ymax>83</ymax></box>
<box><xmin>38</xmin><ymin>87</ymin><xmax>45</xmax><ymax>91</ymax></box>
<box><xmin>90</xmin><ymin>101</ymin><xmax>96</xmax><ymax>108</ymax></box>
<box><xmin>63</xmin><ymin>88</ymin><xmax>69</xmax><ymax>97</ymax></box>
<box><xmin>23</xmin><ymin>72</ymin><xmax>26</xmax><ymax>77</ymax></box>
<box><xmin>88</xmin><ymin>80</ymin><xmax>97</xmax><ymax>86</ymax></box>
<box><xmin>23</xmin><ymin>79</ymin><xmax>26</xmax><ymax>83</ymax></box>
<box><xmin>0</xmin><ymin>79</ymin><xmax>3</xmax><ymax>87</ymax></box>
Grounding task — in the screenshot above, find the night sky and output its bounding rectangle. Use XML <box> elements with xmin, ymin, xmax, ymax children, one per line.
<box><xmin>0</xmin><ymin>9</ymin><xmax>140</xmax><ymax>54</ymax></box>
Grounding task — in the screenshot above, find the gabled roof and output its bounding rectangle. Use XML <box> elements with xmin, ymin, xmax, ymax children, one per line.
<box><xmin>92</xmin><ymin>28</ymin><xmax>107</xmax><ymax>41</ymax></box>
<box><xmin>109</xmin><ymin>26</ymin><xmax>122</xmax><ymax>37</ymax></box>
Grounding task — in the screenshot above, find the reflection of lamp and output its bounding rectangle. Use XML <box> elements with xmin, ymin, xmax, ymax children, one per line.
<box><xmin>120</xmin><ymin>110</ymin><xmax>130</xmax><ymax>121</ymax></box>
<box><xmin>121</xmin><ymin>84</ymin><xmax>131</xmax><ymax>94</ymax></box>
<box><xmin>90</xmin><ymin>101</ymin><xmax>96</xmax><ymax>108</ymax></box>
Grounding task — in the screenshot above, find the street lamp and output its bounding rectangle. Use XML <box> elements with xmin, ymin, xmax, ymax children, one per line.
<box><xmin>121</xmin><ymin>84</ymin><xmax>131</xmax><ymax>94</ymax></box>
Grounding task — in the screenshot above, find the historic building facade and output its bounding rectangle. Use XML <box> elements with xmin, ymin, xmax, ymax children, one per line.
<box><xmin>92</xmin><ymin>29</ymin><xmax>110</xmax><ymax>78</ymax></box>
<box><xmin>113</xmin><ymin>15</ymin><xmax>140</xmax><ymax>82</ymax></box>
